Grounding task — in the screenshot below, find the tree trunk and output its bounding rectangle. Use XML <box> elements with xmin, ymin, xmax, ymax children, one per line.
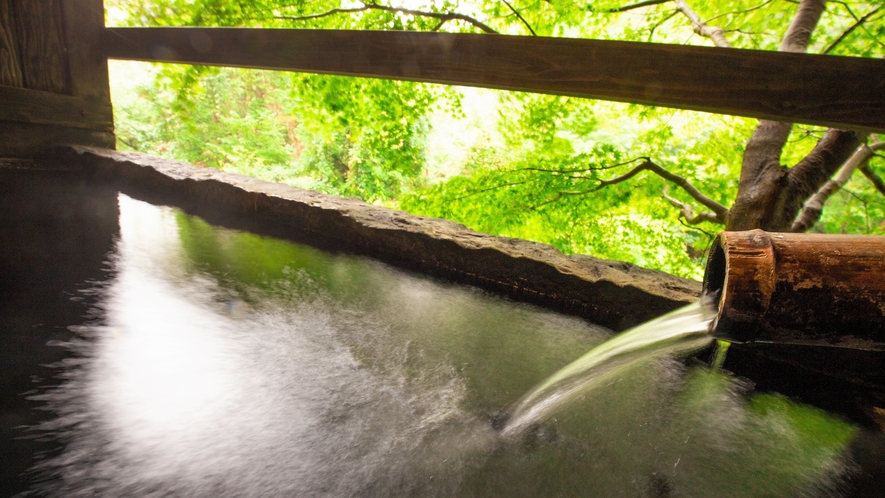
<box><xmin>724</xmin><ymin>0</ymin><xmax>861</xmax><ymax>232</ymax></box>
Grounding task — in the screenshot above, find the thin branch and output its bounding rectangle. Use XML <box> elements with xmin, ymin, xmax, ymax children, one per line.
<box><xmin>859</xmin><ymin>163</ymin><xmax>885</xmax><ymax>196</ymax></box>
<box><xmin>826</xmin><ymin>0</ymin><xmax>885</xmax><ymax>50</ymax></box>
<box><xmin>648</xmin><ymin>10</ymin><xmax>679</xmax><ymax>42</ymax></box>
<box><xmin>275</xmin><ymin>2</ymin><xmax>499</xmax><ymax>34</ymax></box>
<box><xmin>822</xmin><ymin>6</ymin><xmax>882</xmax><ymax>54</ymax></box>
<box><xmin>858</xmin><ymin>139</ymin><xmax>885</xmax><ymax>196</ymax></box>
<box><xmin>676</xmin><ymin>216</ymin><xmax>717</xmax><ymax>241</ymax></box>
<box><xmin>663</xmin><ymin>187</ymin><xmax>724</xmax><ymax>224</ymax></box>
<box><xmin>828</xmin><ymin>1</ymin><xmax>861</xmax><ymax>22</ymax></box>
<box><xmin>704</xmin><ymin>0</ymin><xmax>775</xmax><ymax>24</ymax></box>
<box><xmin>525</xmin><ymin>189</ymin><xmax>593</xmax><ymax>211</ymax></box>
<box><xmin>673</xmin><ymin>0</ymin><xmax>732</xmax><ymax>48</ymax></box>
<box><xmin>501</xmin><ymin>0</ymin><xmax>537</xmax><ymax>36</ymax></box>
<box><xmin>275</xmin><ymin>6</ymin><xmax>371</xmax><ymax>22</ymax></box>
<box><xmin>595</xmin><ymin>158</ymin><xmax>729</xmax><ymax>220</ymax></box>
<box><xmin>512</xmin><ymin>157</ymin><xmax>651</xmax><ymax>175</ymax></box>
<box><xmin>790</xmin><ymin>141</ymin><xmax>885</xmax><ymax>232</ymax></box>
<box><xmin>594</xmin><ymin>0</ymin><xmax>672</xmax><ymax>13</ymax></box>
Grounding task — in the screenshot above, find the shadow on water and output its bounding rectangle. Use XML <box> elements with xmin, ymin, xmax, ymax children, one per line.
<box><xmin>0</xmin><ymin>168</ymin><xmax>119</xmax><ymax>496</ymax></box>
<box><xmin>1</xmin><ymin>168</ymin><xmax>883</xmax><ymax>496</ymax></box>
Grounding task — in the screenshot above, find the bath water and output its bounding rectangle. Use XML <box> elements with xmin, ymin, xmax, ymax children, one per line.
<box><xmin>502</xmin><ymin>299</ymin><xmax>716</xmax><ymax>436</ymax></box>
<box><xmin>15</xmin><ymin>193</ymin><xmax>859</xmax><ymax>497</ymax></box>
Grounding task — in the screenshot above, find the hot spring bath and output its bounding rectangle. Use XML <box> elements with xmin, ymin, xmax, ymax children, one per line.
<box><xmin>0</xmin><ymin>163</ymin><xmax>877</xmax><ymax>497</ymax></box>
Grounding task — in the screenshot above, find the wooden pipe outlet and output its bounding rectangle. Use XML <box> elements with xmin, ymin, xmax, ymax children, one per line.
<box><xmin>703</xmin><ymin>230</ymin><xmax>885</xmax><ymax>350</ymax></box>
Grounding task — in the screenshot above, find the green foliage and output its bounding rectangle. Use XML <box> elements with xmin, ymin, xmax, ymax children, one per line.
<box><xmin>109</xmin><ymin>0</ymin><xmax>445</xmax><ymax>202</ymax></box>
<box><xmin>109</xmin><ymin>0</ymin><xmax>885</xmax><ymax>280</ymax></box>
<box><xmin>291</xmin><ymin>75</ymin><xmax>435</xmax><ymax>201</ymax></box>
<box><xmin>400</xmin><ymin>98</ymin><xmax>748</xmax><ymax>278</ymax></box>
<box><xmin>114</xmin><ymin>65</ymin><xmax>297</xmax><ymax>170</ymax></box>
<box><xmin>818</xmin><ymin>152</ymin><xmax>885</xmax><ymax>234</ymax></box>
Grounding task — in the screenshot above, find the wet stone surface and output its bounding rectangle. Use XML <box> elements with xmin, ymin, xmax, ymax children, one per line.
<box><xmin>47</xmin><ymin>146</ymin><xmax>702</xmax><ymax>332</ymax></box>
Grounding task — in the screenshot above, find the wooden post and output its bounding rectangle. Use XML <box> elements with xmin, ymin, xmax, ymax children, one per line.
<box><xmin>0</xmin><ymin>1</ymin><xmax>23</xmax><ymax>88</ymax></box>
<box><xmin>0</xmin><ymin>0</ymin><xmax>114</xmax><ymax>157</ymax></box>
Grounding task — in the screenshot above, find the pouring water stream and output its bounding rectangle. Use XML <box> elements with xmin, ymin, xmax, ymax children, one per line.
<box><xmin>503</xmin><ymin>297</ymin><xmax>717</xmax><ymax>436</ymax></box>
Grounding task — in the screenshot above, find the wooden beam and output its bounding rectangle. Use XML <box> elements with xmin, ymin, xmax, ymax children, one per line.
<box><xmin>0</xmin><ymin>86</ymin><xmax>113</xmax><ymax>131</ymax></box>
<box><xmin>0</xmin><ymin>122</ymin><xmax>114</xmax><ymax>157</ymax></box>
<box><xmin>103</xmin><ymin>27</ymin><xmax>885</xmax><ymax>133</ymax></box>
<box><xmin>62</xmin><ymin>0</ymin><xmax>111</xmax><ymax>104</ymax></box>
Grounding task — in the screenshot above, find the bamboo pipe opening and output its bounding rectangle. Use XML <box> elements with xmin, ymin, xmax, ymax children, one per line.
<box><xmin>703</xmin><ymin>230</ymin><xmax>885</xmax><ymax>350</ymax></box>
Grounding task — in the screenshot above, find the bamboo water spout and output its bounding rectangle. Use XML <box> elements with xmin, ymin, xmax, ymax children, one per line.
<box><xmin>702</xmin><ymin>230</ymin><xmax>885</xmax><ymax>351</ymax></box>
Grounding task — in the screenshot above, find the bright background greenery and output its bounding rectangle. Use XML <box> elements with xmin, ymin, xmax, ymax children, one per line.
<box><xmin>106</xmin><ymin>0</ymin><xmax>885</xmax><ymax>280</ymax></box>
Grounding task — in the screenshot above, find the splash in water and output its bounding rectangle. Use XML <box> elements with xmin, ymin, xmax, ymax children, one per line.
<box><xmin>502</xmin><ymin>298</ymin><xmax>717</xmax><ymax>436</ymax></box>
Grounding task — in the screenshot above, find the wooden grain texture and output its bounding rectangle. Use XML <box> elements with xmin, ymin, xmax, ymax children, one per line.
<box><xmin>103</xmin><ymin>27</ymin><xmax>885</xmax><ymax>132</ymax></box>
<box><xmin>13</xmin><ymin>0</ymin><xmax>70</xmax><ymax>94</ymax></box>
<box><xmin>0</xmin><ymin>0</ymin><xmax>114</xmax><ymax>156</ymax></box>
<box><xmin>0</xmin><ymin>0</ymin><xmax>23</xmax><ymax>87</ymax></box>
<box><xmin>0</xmin><ymin>122</ymin><xmax>114</xmax><ymax>158</ymax></box>
<box><xmin>61</xmin><ymin>0</ymin><xmax>111</xmax><ymax>103</ymax></box>
<box><xmin>705</xmin><ymin>230</ymin><xmax>885</xmax><ymax>348</ymax></box>
<box><xmin>0</xmin><ymin>86</ymin><xmax>113</xmax><ymax>130</ymax></box>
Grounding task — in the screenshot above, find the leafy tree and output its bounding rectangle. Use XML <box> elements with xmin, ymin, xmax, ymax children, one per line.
<box><xmin>108</xmin><ymin>0</ymin><xmax>885</xmax><ymax>279</ymax></box>
<box><xmin>109</xmin><ymin>0</ymin><xmax>451</xmax><ymax>201</ymax></box>
<box><xmin>400</xmin><ymin>0</ymin><xmax>885</xmax><ymax>277</ymax></box>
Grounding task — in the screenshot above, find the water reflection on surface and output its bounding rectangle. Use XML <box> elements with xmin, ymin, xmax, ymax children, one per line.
<box><xmin>29</xmin><ymin>195</ymin><xmax>859</xmax><ymax>497</ymax></box>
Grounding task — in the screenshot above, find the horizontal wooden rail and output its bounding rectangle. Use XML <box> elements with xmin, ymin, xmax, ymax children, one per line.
<box><xmin>0</xmin><ymin>86</ymin><xmax>113</xmax><ymax>131</ymax></box>
<box><xmin>103</xmin><ymin>28</ymin><xmax>885</xmax><ymax>133</ymax></box>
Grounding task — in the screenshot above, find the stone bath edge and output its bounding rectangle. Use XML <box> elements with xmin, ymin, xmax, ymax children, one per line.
<box><xmin>49</xmin><ymin>146</ymin><xmax>702</xmax><ymax>331</ymax></box>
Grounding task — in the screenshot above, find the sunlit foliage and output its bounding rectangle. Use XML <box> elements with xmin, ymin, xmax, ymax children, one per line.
<box><xmin>107</xmin><ymin>0</ymin><xmax>885</xmax><ymax>279</ymax></box>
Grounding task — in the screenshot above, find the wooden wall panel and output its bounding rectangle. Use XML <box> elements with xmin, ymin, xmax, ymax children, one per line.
<box><xmin>12</xmin><ymin>0</ymin><xmax>70</xmax><ymax>94</ymax></box>
<box><xmin>0</xmin><ymin>0</ymin><xmax>23</xmax><ymax>87</ymax></box>
<box><xmin>0</xmin><ymin>0</ymin><xmax>114</xmax><ymax>157</ymax></box>
<box><xmin>0</xmin><ymin>86</ymin><xmax>113</xmax><ymax>130</ymax></box>
<box><xmin>0</xmin><ymin>122</ymin><xmax>114</xmax><ymax>157</ymax></box>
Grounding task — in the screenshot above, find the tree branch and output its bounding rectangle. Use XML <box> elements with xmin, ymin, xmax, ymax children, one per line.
<box><xmin>859</xmin><ymin>138</ymin><xmax>885</xmax><ymax>196</ymax></box>
<box><xmin>790</xmin><ymin>141</ymin><xmax>883</xmax><ymax>232</ymax></box>
<box><xmin>648</xmin><ymin>10</ymin><xmax>679</xmax><ymax>42</ymax></box>
<box><xmin>822</xmin><ymin>6</ymin><xmax>881</xmax><ymax>55</ymax></box>
<box><xmin>779</xmin><ymin>0</ymin><xmax>826</xmax><ymax>52</ymax></box>
<box><xmin>860</xmin><ymin>164</ymin><xmax>885</xmax><ymax>195</ymax></box>
<box><xmin>501</xmin><ymin>0</ymin><xmax>536</xmax><ymax>36</ymax></box>
<box><xmin>275</xmin><ymin>2</ymin><xmax>499</xmax><ymax>34</ymax></box>
<box><xmin>772</xmin><ymin>129</ymin><xmax>866</xmax><ymax>230</ymax></box>
<box><xmin>512</xmin><ymin>157</ymin><xmax>652</xmax><ymax>175</ymax></box>
<box><xmin>788</xmin><ymin>129</ymin><xmax>866</xmax><ymax>193</ymax></box>
<box><xmin>673</xmin><ymin>0</ymin><xmax>731</xmax><ymax>48</ymax></box>
<box><xmin>594</xmin><ymin>0</ymin><xmax>672</xmax><ymax>13</ymax></box>
<box><xmin>595</xmin><ymin>158</ymin><xmax>729</xmax><ymax>221</ymax></box>
<box><xmin>452</xmin><ymin>179</ymin><xmax>538</xmax><ymax>202</ymax></box>
<box><xmin>275</xmin><ymin>6</ymin><xmax>371</xmax><ymax>22</ymax></box>
<box><xmin>662</xmin><ymin>187</ymin><xmax>724</xmax><ymax>224</ymax></box>
<box><xmin>704</xmin><ymin>0</ymin><xmax>775</xmax><ymax>24</ymax></box>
